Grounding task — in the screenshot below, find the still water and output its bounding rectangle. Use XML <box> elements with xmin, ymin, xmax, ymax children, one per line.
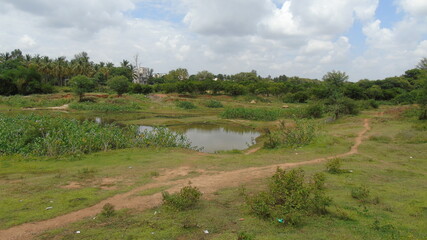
<box><xmin>139</xmin><ymin>124</ymin><xmax>260</xmax><ymax>153</ymax></box>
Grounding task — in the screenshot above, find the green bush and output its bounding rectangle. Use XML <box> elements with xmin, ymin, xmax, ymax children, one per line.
<box><xmin>205</xmin><ymin>99</ymin><xmax>223</xmax><ymax>108</ymax></box>
<box><xmin>247</xmin><ymin>168</ymin><xmax>331</xmax><ymax>225</ymax></box>
<box><xmin>101</xmin><ymin>203</ymin><xmax>116</xmax><ymax>217</ymax></box>
<box><xmin>263</xmin><ymin>119</ymin><xmax>317</xmax><ymax>148</ymax></box>
<box><xmin>176</xmin><ymin>101</ymin><xmax>197</xmax><ymax>109</ymax></box>
<box><xmin>221</xmin><ymin>107</ymin><xmax>283</xmax><ymax>121</ymax></box>
<box><xmin>107</xmin><ymin>76</ymin><xmax>131</xmax><ymax>96</ymax></box>
<box><xmin>162</xmin><ymin>186</ymin><xmax>202</xmax><ymax>210</ymax></box>
<box><xmin>351</xmin><ymin>185</ymin><xmax>370</xmax><ymax>202</ymax></box>
<box><xmin>237</xmin><ymin>232</ymin><xmax>255</xmax><ymax>240</ymax></box>
<box><xmin>325</xmin><ymin>158</ymin><xmax>343</xmax><ymax>174</ymax></box>
<box><xmin>304</xmin><ymin>103</ymin><xmax>324</xmax><ymax>118</ymax></box>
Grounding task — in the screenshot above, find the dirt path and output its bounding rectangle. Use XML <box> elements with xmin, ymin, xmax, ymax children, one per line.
<box><xmin>0</xmin><ymin>119</ymin><xmax>371</xmax><ymax>240</ymax></box>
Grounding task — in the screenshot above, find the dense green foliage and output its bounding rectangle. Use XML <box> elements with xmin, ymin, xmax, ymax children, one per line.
<box><xmin>205</xmin><ymin>99</ymin><xmax>224</xmax><ymax>108</ymax></box>
<box><xmin>162</xmin><ymin>186</ymin><xmax>202</xmax><ymax>210</ymax></box>
<box><xmin>0</xmin><ymin>114</ymin><xmax>193</xmax><ymax>156</ymax></box>
<box><xmin>247</xmin><ymin>168</ymin><xmax>331</xmax><ymax>225</ymax></box>
<box><xmin>175</xmin><ymin>101</ymin><xmax>197</xmax><ymax>109</ymax></box>
<box><xmin>107</xmin><ymin>76</ymin><xmax>130</xmax><ymax>96</ymax></box>
<box><xmin>69</xmin><ymin>75</ymin><xmax>95</xmax><ymax>101</ymax></box>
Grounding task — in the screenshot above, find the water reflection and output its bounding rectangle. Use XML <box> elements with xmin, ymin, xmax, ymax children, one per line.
<box><xmin>141</xmin><ymin>124</ymin><xmax>260</xmax><ymax>153</ymax></box>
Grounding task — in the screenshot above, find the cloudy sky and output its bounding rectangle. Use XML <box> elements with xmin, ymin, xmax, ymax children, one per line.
<box><xmin>0</xmin><ymin>0</ymin><xmax>426</xmax><ymax>81</ymax></box>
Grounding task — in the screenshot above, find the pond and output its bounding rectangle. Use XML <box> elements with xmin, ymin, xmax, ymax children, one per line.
<box><xmin>139</xmin><ymin>124</ymin><xmax>260</xmax><ymax>153</ymax></box>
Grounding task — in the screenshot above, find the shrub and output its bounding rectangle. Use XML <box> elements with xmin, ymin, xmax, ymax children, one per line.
<box><xmin>69</xmin><ymin>75</ymin><xmax>95</xmax><ymax>101</ymax></box>
<box><xmin>176</xmin><ymin>101</ymin><xmax>197</xmax><ymax>109</ymax></box>
<box><xmin>247</xmin><ymin>168</ymin><xmax>331</xmax><ymax>225</ymax></box>
<box><xmin>205</xmin><ymin>99</ymin><xmax>223</xmax><ymax>108</ymax></box>
<box><xmin>325</xmin><ymin>158</ymin><xmax>342</xmax><ymax>174</ymax></box>
<box><xmin>351</xmin><ymin>185</ymin><xmax>370</xmax><ymax>202</ymax></box>
<box><xmin>263</xmin><ymin>119</ymin><xmax>317</xmax><ymax>149</ymax></box>
<box><xmin>107</xmin><ymin>76</ymin><xmax>131</xmax><ymax>96</ymax></box>
<box><xmin>162</xmin><ymin>185</ymin><xmax>202</xmax><ymax>210</ymax></box>
<box><xmin>101</xmin><ymin>203</ymin><xmax>116</xmax><ymax>217</ymax></box>
<box><xmin>221</xmin><ymin>107</ymin><xmax>283</xmax><ymax>121</ymax></box>
<box><xmin>237</xmin><ymin>232</ymin><xmax>255</xmax><ymax>240</ymax></box>
<box><xmin>304</xmin><ymin>103</ymin><xmax>324</xmax><ymax>118</ymax></box>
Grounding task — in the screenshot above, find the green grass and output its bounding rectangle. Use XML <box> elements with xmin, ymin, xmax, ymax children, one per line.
<box><xmin>69</xmin><ymin>101</ymin><xmax>141</xmax><ymax>112</ymax></box>
<box><xmin>0</xmin><ymin>94</ymin><xmax>425</xmax><ymax>239</ymax></box>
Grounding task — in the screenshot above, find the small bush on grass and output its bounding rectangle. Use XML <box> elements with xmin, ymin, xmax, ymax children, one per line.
<box><xmin>205</xmin><ymin>99</ymin><xmax>224</xmax><ymax>108</ymax></box>
<box><xmin>325</xmin><ymin>158</ymin><xmax>343</xmax><ymax>174</ymax></box>
<box><xmin>263</xmin><ymin>119</ymin><xmax>317</xmax><ymax>149</ymax></box>
<box><xmin>101</xmin><ymin>203</ymin><xmax>116</xmax><ymax>217</ymax></box>
<box><xmin>176</xmin><ymin>101</ymin><xmax>197</xmax><ymax>109</ymax></box>
<box><xmin>162</xmin><ymin>185</ymin><xmax>202</xmax><ymax>210</ymax></box>
<box><xmin>237</xmin><ymin>231</ymin><xmax>255</xmax><ymax>240</ymax></box>
<box><xmin>247</xmin><ymin>168</ymin><xmax>332</xmax><ymax>226</ymax></box>
<box><xmin>351</xmin><ymin>185</ymin><xmax>370</xmax><ymax>202</ymax></box>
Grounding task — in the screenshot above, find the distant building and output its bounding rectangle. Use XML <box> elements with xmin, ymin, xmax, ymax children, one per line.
<box><xmin>133</xmin><ymin>67</ymin><xmax>153</xmax><ymax>85</ymax></box>
<box><xmin>153</xmin><ymin>73</ymin><xmax>166</xmax><ymax>78</ymax></box>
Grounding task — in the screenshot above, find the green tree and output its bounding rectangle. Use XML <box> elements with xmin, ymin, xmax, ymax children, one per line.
<box><xmin>322</xmin><ymin>71</ymin><xmax>351</xmax><ymax>119</ymax></box>
<box><xmin>418</xmin><ymin>79</ymin><xmax>427</xmax><ymax>120</ymax></box>
<box><xmin>69</xmin><ymin>75</ymin><xmax>95</xmax><ymax>101</ymax></box>
<box><xmin>417</xmin><ymin>57</ymin><xmax>427</xmax><ymax>70</ymax></box>
<box><xmin>107</xmin><ymin>76</ymin><xmax>130</xmax><ymax>96</ymax></box>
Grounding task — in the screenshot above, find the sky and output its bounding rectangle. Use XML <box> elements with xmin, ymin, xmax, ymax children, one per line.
<box><xmin>0</xmin><ymin>0</ymin><xmax>426</xmax><ymax>81</ymax></box>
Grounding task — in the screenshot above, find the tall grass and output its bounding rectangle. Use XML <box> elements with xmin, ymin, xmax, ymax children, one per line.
<box><xmin>264</xmin><ymin>119</ymin><xmax>317</xmax><ymax>148</ymax></box>
<box><xmin>0</xmin><ymin>114</ymin><xmax>193</xmax><ymax>156</ymax></box>
<box><xmin>221</xmin><ymin>107</ymin><xmax>310</xmax><ymax>121</ymax></box>
<box><xmin>220</xmin><ymin>107</ymin><xmax>284</xmax><ymax>121</ymax></box>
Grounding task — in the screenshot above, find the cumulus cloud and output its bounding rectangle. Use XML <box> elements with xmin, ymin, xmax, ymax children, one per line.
<box><xmin>0</xmin><ymin>0</ymin><xmax>425</xmax><ymax>81</ymax></box>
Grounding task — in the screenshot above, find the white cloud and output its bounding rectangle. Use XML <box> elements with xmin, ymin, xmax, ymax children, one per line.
<box><xmin>19</xmin><ymin>35</ymin><xmax>36</xmax><ymax>48</ymax></box>
<box><xmin>0</xmin><ymin>0</ymin><xmax>425</xmax><ymax>82</ymax></box>
<box><xmin>397</xmin><ymin>0</ymin><xmax>427</xmax><ymax>18</ymax></box>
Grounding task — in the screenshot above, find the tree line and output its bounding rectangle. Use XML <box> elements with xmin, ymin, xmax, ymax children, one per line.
<box><xmin>1</xmin><ymin>49</ymin><xmax>426</xmax><ymax>110</ymax></box>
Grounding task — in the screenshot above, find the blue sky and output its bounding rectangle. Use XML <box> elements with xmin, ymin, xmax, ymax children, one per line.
<box><xmin>0</xmin><ymin>0</ymin><xmax>426</xmax><ymax>81</ymax></box>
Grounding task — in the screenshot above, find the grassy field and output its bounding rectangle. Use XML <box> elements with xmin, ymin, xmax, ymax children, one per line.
<box><xmin>0</xmin><ymin>94</ymin><xmax>426</xmax><ymax>239</ymax></box>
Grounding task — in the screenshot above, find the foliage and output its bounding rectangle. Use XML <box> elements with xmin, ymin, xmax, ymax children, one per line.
<box><xmin>264</xmin><ymin>119</ymin><xmax>317</xmax><ymax>148</ymax></box>
<box><xmin>69</xmin><ymin>75</ymin><xmax>95</xmax><ymax>101</ymax></box>
<box><xmin>205</xmin><ymin>99</ymin><xmax>224</xmax><ymax>108</ymax></box>
<box><xmin>221</xmin><ymin>107</ymin><xmax>283</xmax><ymax>121</ymax></box>
<box><xmin>237</xmin><ymin>232</ymin><xmax>255</xmax><ymax>240</ymax></box>
<box><xmin>107</xmin><ymin>76</ymin><xmax>130</xmax><ymax>96</ymax></box>
<box><xmin>304</xmin><ymin>103</ymin><xmax>324</xmax><ymax>118</ymax></box>
<box><xmin>351</xmin><ymin>185</ymin><xmax>370</xmax><ymax>202</ymax></box>
<box><xmin>101</xmin><ymin>203</ymin><xmax>116</xmax><ymax>217</ymax></box>
<box><xmin>130</xmin><ymin>83</ymin><xmax>153</xmax><ymax>95</ymax></box>
<box><xmin>417</xmin><ymin>79</ymin><xmax>427</xmax><ymax>120</ymax></box>
<box><xmin>247</xmin><ymin>168</ymin><xmax>331</xmax><ymax>225</ymax></box>
<box><xmin>162</xmin><ymin>185</ymin><xmax>202</xmax><ymax>210</ymax></box>
<box><xmin>325</xmin><ymin>158</ymin><xmax>343</xmax><ymax>174</ymax></box>
<box><xmin>176</xmin><ymin>101</ymin><xmax>197</xmax><ymax>109</ymax></box>
<box><xmin>327</xmin><ymin>97</ymin><xmax>360</xmax><ymax>119</ymax></box>
<box><xmin>138</xmin><ymin>127</ymin><xmax>194</xmax><ymax>149</ymax></box>
<box><xmin>0</xmin><ymin>114</ymin><xmax>193</xmax><ymax>156</ymax></box>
